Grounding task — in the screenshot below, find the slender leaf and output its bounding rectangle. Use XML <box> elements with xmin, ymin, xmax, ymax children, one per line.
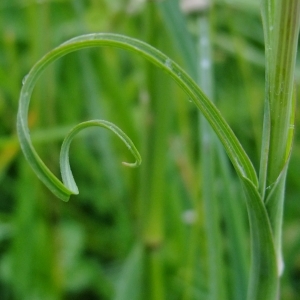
<box><xmin>60</xmin><ymin>120</ymin><xmax>142</xmax><ymax>194</ymax></box>
<box><xmin>114</xmin><ymin>243</ymin><xmax>144</xmax><ymax>300</ymax></box>
<box><xmin>17</xmin><ymin>33</ymin><xmax>258</xmax><ymax>203</ymax></box>
<box><xmin>197</xmin><ymin>14</ymin><xmax>227</xmax><ymax>300</ymax></box>
<box><xmin>240</xmin><ymin>178</ymin><xmax>278</xmax><ymax>300</ymax></box>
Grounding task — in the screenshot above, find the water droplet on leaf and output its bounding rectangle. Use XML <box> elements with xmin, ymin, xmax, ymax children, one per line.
<box><xmin>22</xmin><ymin>75</ymin><xmax>28</xmax><ymax>85</ymax></box>
<box><xmin>165</xmin><ymin>58</ymin><xmax>172</xmax><ymax>69</ymax></box>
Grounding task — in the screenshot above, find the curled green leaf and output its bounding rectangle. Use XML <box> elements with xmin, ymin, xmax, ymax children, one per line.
<box><xmin>17</xmin><ymin>33</ymin><xmax>257</xmax><ymax>202</ymax></box>
<box><xmin>17</xmin><ymin>113</ymin><xmax>141</xmax><ymax>202</ymax></box>
<box><xmin>60</xmin><ymin>120</ymin><xmax>142</xmax><ymax>194</ymax></box>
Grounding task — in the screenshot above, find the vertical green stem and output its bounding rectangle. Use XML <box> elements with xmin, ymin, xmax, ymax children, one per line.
<box><xmin>265</xmin><ymin>0</ymin><xmax>300</xmax><ymax>188</ymax></box>
<box><xmin>141</xmin><ymin>2</ymin><xmax>174</xmax><ymax>299</ymax></box>
<box><xmin>197</xmin><ymin>12</ymin><xmax>227</xmax><ymax>300</ymax></box>
<box><xmin>217</xmin><ymin>149</ymin><xmax>248</xmax><ymax>299</ymax></box>
<box><xmin>260</xmin><ymin>0</ymin><xmax>300</xmax><ymax>195</ymax></box>
<box><xmin>260</xmin><ymin>0</ymin><xmax>300</xmax><ymax>278</ymax></box>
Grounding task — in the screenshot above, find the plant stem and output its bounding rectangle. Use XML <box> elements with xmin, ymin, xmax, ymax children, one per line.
<box><xmin>197</xmin><ymin>13</ymin><xmax>227</xmax><ymax>300</ymax></box>
<box><xmin>260</xmin><ymin>0</ymin><xmax>300</xmax><ymax>279</ymax></box>
<box><xmin>260</xmin><ymin>0</ymin><xmax>300</xmax><ymax>196</ymax></box>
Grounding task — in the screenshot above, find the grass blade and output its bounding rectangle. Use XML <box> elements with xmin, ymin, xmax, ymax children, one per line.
<box><xmin>241</xmin><ymin>178</ymin><xmax>278</xmax><ymax>300</ymax></box>
<box><xmin>114</xmin><ymin>243</ymin><xmax>144</xmax><ymax>300</ymax></box>
<box><xmin>17</xmin><ymin>33</ymin><xmax>258</xmax><ymax>202</ymax></box>
<box><xmin>197</xmin><ymin>14</ymin><xmax>227</xmax><ymax>300</ymax></box>
<box><xmin>60</xmin><ymin>120</ymin><xmax>141</xmax><ymax>194</ymax></box>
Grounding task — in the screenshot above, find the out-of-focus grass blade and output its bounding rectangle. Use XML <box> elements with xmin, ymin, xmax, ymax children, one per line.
<box><xmin>17</xmin><ymin>33</ymin><xmax>258</xmax><ymax>203</ymax></box>
<box><xmin>218</xmin><ymin>149</ymin><xmax>248</xmax><ymax>299</ymax></box>
<box><xmin>197</xmin><ymin>14</ymin><xmax>227</xmax><ymax>300</ymax></box>
<box><xmin>114</xmin><ymin>244</ymin><xmax>144</xmax><ymax>300</ymax></box>
<box><xmin>157</xmin><ymin>0</ymin><xmax>197</xmax><ymax>78</ymax></box>
<box><xmin>214</xmin><ymin>34</ymin><xmax>265</xmax><ymax>69</ymax></box>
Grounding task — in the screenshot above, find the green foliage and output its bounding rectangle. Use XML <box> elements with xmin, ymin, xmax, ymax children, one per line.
<box><xmin>0</xmin><ymin>0</ymin><xmax>300</xmax><ymax>299</ymax></box>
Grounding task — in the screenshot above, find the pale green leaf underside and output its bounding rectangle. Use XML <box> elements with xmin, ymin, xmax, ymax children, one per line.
<box><xmin>17</xmin><ymin>33</ymin><xmax>258</xmax><ymax>202</ymax></box>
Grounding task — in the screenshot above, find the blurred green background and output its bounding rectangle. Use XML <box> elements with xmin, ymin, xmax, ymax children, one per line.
<box><xmin>0</xmin><ymin>0</ymin><xmax>300</xmax><ymax>299</ymax></box>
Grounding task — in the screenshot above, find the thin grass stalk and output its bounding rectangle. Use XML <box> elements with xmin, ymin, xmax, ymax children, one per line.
<box><xmin>114</xmin><ymin>243</ymin><xmax>144</xmax><ymax>300</ymax></box>
<box><xmin>141</xmin><ymin>2</ymin><xmax>175</xmax><ymax>299</ymax></box>
<box><xmin>224</xmin><ymin>14</ymin><xmax>263</xmax><ymax>160</ymax></box>
<box><xmin>217</xmin><ymin>148</ymin><xmax>248</xmax><ymax>299</ymax></box>
<box><xmin>158</xmin><ymin>3</ymin><xmax>209</xmax><ymax>297</ymax></box>
<box><xmin>15</xmin><ymin>3</ymin><xmax>60</xmax><ymax>299</ymax></box>
<box><xmin>12</xmin><ymin>160</ymin><xmax>38</xmax><ymax>298</ymax></box>
<box><xmin>197</xmin><ymin>11</ymin><xmax>227</xmax><ymax>300</ymax></box>
<box><xmin>181</xmin><ymin>6</ymin><xmax>248</xmax><ymax>299</ymax></box>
